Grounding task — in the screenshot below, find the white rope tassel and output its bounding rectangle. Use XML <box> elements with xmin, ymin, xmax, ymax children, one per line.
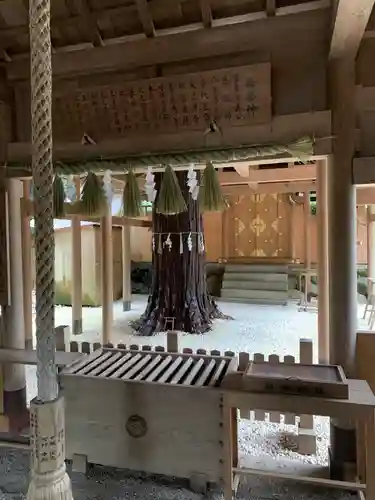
<box><xmin>27</xmin><ymin>467</ymin><xmax>73</xmax><ymax>500</ymax></box>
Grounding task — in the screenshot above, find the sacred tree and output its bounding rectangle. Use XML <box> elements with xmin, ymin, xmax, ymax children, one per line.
<box><xmin>132</xmin><ymin>166</ymin><xmax>226</xmax><ymax>335</ymax></box>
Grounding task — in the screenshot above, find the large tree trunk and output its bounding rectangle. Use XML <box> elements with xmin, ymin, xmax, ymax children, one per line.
<box><xmin>132</xmin><ymin>171</ymin><xmax>225</xmax><ymax>336</ymax></box>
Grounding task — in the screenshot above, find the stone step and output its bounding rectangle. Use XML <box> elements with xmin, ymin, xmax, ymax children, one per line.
<box><xmin>225</xmin><ymin>264</ymin><xmax>289</xmax><ymax>274</ymax></box>
<box><xmin>221</xmin><ymin>288</ymin><xmax>288</xmax><ymax>303</ymax></box>
<box><xmin>224</xmin><ymin>272</ymin><xmax>288</xmax><ymax>283</ymax></box>
<box><xmin>222</xmin><ymin>279</ymin><xmax>288</xmax><ymax>291</ymax></box>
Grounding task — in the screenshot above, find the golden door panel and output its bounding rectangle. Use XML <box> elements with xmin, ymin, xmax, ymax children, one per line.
<box><xmin>231</xmin><ymin>194</ymin><xmax>257</xmax><ymax>258</ymax></box>
<box><xmin>224</xmin><ymin>192</ymin><xmax>292</xmax><ymax>259</ymax></box>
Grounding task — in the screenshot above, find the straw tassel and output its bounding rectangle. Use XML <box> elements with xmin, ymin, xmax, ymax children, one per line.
<box><xmin>123</xmin><ymin>169</ymin><xmax>142</xmax><ymax>217</ymax></box>
<box><xmin>156</xmin><ymin>165</ymin><xmax>187</xmax><ymax>215</ymax></box>
<box><xmin>199</xmin><ymin>161</ymin><xmax>225</xmax><ymax>212</ymax></box>
<box><xmin>80</xmin><ymin>172</ymin><xmax>108</xmax><ymax>216</ymax></box>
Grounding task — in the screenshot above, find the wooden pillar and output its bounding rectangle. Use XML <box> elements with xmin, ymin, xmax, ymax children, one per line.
<box><xmin>21</xmin><ymin>179</ymin><xmax>33</xmax><ymax>350</ymax></box>
<box><xmin>303</xmin><ymin>190</ymin><xmax>311</xmax><ymax>296</ymax></box>
<box><xmin>367</xmin><ymin>205</ymin><xmax>375</xmax><ymax>287</ymax></box>
<box><xmin>328</xmin><ymin>57</ymin><xmax>357</xmax><ymax>479</ymax></box>
<box><xmin>122</xmin><ymin>223</ymin><xmax>131</xmax><ymax>311</ymax></box>
<box><xmin>290</xmin><ymin>203</ymin><xmax>297</xmax><ymax>262</ymax></box>
<box><xmin>71</xmin><ymin>176</ymin><xmax>82</xmax><ymax>335</ymax></box>
<box><xmin>3</xmin><ymin>179</ymin><xmax>27</xmax><ymax>429</ymax></box>
<box><xmin>101</xmin><ymin>207</ymin><xmax>113</xmax><ymax>344</ymax></box>
<box><xmin>316</xmin><ymin>160</ymin><xmax>329</xmax><ymax>364</ymax></box>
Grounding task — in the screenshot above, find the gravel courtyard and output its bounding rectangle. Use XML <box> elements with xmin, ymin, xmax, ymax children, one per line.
<box><xmin>14</xmin><ymin>296</ymin><xmax>367</xmax><ymax>500</ymax></box>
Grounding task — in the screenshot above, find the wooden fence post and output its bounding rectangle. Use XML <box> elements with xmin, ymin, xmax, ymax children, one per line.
<box><xmin>167</xmin><ymin>331</ymin><xmax>178</xmax><ymax>353</ymax></box>
<box><xmin>298</xmin><ymin>338</ymin><xmax>317</xmax><ymax>454</ymax></box>
<box><xmin>55</xmin><ymin>325</ymin><xmax>70</xmax><ymax>352</ymax></box>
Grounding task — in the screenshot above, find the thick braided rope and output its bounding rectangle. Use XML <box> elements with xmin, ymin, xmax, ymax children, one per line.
<box><xmin>30</xmin><ymin>0</ymin><xmax>58</xmax><ymax>402</ymax></box>
<box><xmin>7</xmin><ymin>136</ymin><xmax>314</xmax><ymax>175</ymax></box>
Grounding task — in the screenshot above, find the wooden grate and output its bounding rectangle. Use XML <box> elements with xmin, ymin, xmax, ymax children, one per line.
<box><xmin>61</xmin><ymin>348</ymin><xmax>233</xmax><ymax>387</ymax></box>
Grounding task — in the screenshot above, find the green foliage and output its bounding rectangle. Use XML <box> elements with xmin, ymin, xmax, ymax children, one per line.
<box><xmin>55</xmin><ymin>282</ymin><xmax>71</xmax><ymax>306</ymax></box>
<box><xmin>122</xmin><ymin>170</ymin><xmax>142</xmax><ymax>217</ymax></box>
<box><xmin>156</xmin><ymin>165</ymin><xmax>187</xmax><ymax>215</ymax></box>
<box><xmin>55</xmin><ymin>281</ymin><xmax>97</xmax><ymax>306</ymax></box>
<box><xmin>80</xmin><ymin>172</ymin><xmax>108</xmax><ymax>216</ymax></box>
<box><xmin>199</xmin><ymin>162</ymin><xmax>225</xmax><ymax>212</ymax></box>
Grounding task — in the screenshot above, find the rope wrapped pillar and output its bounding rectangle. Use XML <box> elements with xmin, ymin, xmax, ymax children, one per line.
<box><xmin>27</xmin><ymin>0</ymin><xmax>73</xmax><ymax>498</ymax></box>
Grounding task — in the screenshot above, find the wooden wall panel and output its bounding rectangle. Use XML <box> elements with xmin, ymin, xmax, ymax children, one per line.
<box><xmin>359</xmin><ymin>110</ymin><xmax>375</xmax><ymax>156</ymax></box>
<box><xmin>203</xmin><ymin>212</ymin><xmax>223</xmax><ymax>262</ymax></box>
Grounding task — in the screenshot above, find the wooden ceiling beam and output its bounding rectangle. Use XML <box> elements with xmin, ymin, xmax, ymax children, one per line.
<box><xmin>329</xmin><ymin>0</ymin><xmax>375</xmax><ymax>59</ymax></box>
<box><xmin>65</xmin><ymin>0</ymin><xmax>103</xmax><ymax>47</ymax></box>
<box><xmin>6</xmin><ymin>4</ymin><xmax>329</xmax><ymax>80</ymax></box>
<box><xmin>356</xmin><ymin>186</ymin><xmax>375</xmax><ymax>205</ymax></box>
<box><xmin>6</xmin><ymin>111</ymin><xmax>331</xmax><ymax>165</ymax></box>
<box><xmin>222</xmin><ymin>181</ymin><xmax>316</xmax><ymax>196</ymax></box>
<box><xmin>135</xmin><ymin>0</ymin><xmax>155</xmax><ymax>38</ymax></box>
<box><xmin>200</xmin><ymin>0</ymin><xmax>213</xmax><ymax>28</ymax></box>
<box><xmin>219</xmin><ymin>164</ymin><xmax>317</xmax><ymax>185</ymax></box>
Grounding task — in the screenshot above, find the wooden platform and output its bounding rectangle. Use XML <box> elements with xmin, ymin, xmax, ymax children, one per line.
<box><xmin>0</xmin><ymin>348</ymin><xmax>83</xmax><ymax>367</ymax></box>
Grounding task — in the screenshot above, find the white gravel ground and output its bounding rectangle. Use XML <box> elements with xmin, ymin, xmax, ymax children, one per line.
<box><xmin>16</xmin><ymin>296</ymin><xmax>367</xmax><ymax>499</ymax></box>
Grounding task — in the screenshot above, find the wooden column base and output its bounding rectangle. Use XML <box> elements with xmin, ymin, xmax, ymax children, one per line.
<box><xmin>25</xmin><ymin>338</ymin><xmax>33</xmax><ymax>350</ymax></box>
<box><xmin>72</xmin><ymin>318</ymin><xmax>83</xmax><ymax>336</ymax></box>
<box><xmin>3</xmin><ymin>387</ymin><xmax>29</xmax><ymax>433</ymax></box>
<box><xmin>122</xmin><ymin>300</ymin><xmax>131</xmax><ymax>312</ymax></box>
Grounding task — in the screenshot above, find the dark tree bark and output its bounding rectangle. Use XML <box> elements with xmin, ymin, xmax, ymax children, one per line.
<box><xmin>132</xmin><ymin>171</ymin><xmax>226</xmax><ymax>336</ymax></box>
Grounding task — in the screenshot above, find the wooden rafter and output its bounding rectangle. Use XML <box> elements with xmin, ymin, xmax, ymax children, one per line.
<box><xmin>135</xmin><ymin>0</ymin><xmax>155</xmax><ymax>37</ymax></box>
<box><xmin>6</xmin><ymin>1</ymin><xmax>330</xmax><ymax>80</ymax></box>
<box><xmin>266</xmin><ymin>0</ymin><xmax>276</xmax><ymax>17</ymax></box>
<box><xmin>200</xmin><ymin>0</ymin><xmax>213</xmax><ymax>28</ymax></box>
<box><xmin>330</xmin><ymin>0</ymin><xmax>375</xmax><ymax>59</ymax></box>
<box><xmin>65</xmin><ymin>0</ymin><xmax>103</xmax><ymax>47</ymax></box>
<box><xmin>0</xmin><ymin>5</ymin><xmax>11</xmax><ymax>61</ymax></box>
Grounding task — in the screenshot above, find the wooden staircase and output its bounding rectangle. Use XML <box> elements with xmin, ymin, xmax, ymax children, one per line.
<box><xmin>221</xmin><ymin>264</ymin><xmax>289</xmax><ymax>305</ymax></box>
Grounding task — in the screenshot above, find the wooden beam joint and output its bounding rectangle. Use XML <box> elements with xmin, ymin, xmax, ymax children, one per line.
<box><xmin>135</xmin><ymin>0</ymin><xmax>155</xmax><ymax>38</ymax></box>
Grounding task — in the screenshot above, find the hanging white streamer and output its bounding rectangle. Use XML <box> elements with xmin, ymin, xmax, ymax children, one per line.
<box><xmin>145</xmin><ymin>166</ymin><xmax>157</xmax><ymax>202</ymax></box>
<box><xmin>187</xmin><ymin>164</ymin><xmax>199</xmax><ymax>201</ymax></box>
<box><xmin>199</xmin><ymin>233</ymin><xmax>205</xmax><ymax>253</ymax></box>
<box><xmin>165</xmin><ymin>233</ymin><xmax>172</xmax><ymax>251</ymax></box>
<box><xmin>179</xmin><ymin>233</ymin><xmax>183</xmax><ymax>254</ymax></box>
<box><xmin>103</xmin><ymin>170</ymin><xmax>113</xmax><ymax>204</ymax></box>
<box><xmin>187</xmin><ymin>232</ymin><xmax>192</xmax><ymax>251</ymax></box>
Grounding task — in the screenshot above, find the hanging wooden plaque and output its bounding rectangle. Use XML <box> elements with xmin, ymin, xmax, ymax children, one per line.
<box><xmin>0</xmin><ymin>173</ymin><xmax>9</xmax><ymax>305</ymax></box>
<box><xmin>52</xmin><ymin>63</ymin><xmax>272</xmax><ymax>142</ymax></box>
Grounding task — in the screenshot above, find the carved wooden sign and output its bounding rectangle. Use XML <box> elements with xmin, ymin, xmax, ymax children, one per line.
<box><xmin>53</xmin><ymin>63</ymin><xmax>271</xmax><ymax>141</ymax></box>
